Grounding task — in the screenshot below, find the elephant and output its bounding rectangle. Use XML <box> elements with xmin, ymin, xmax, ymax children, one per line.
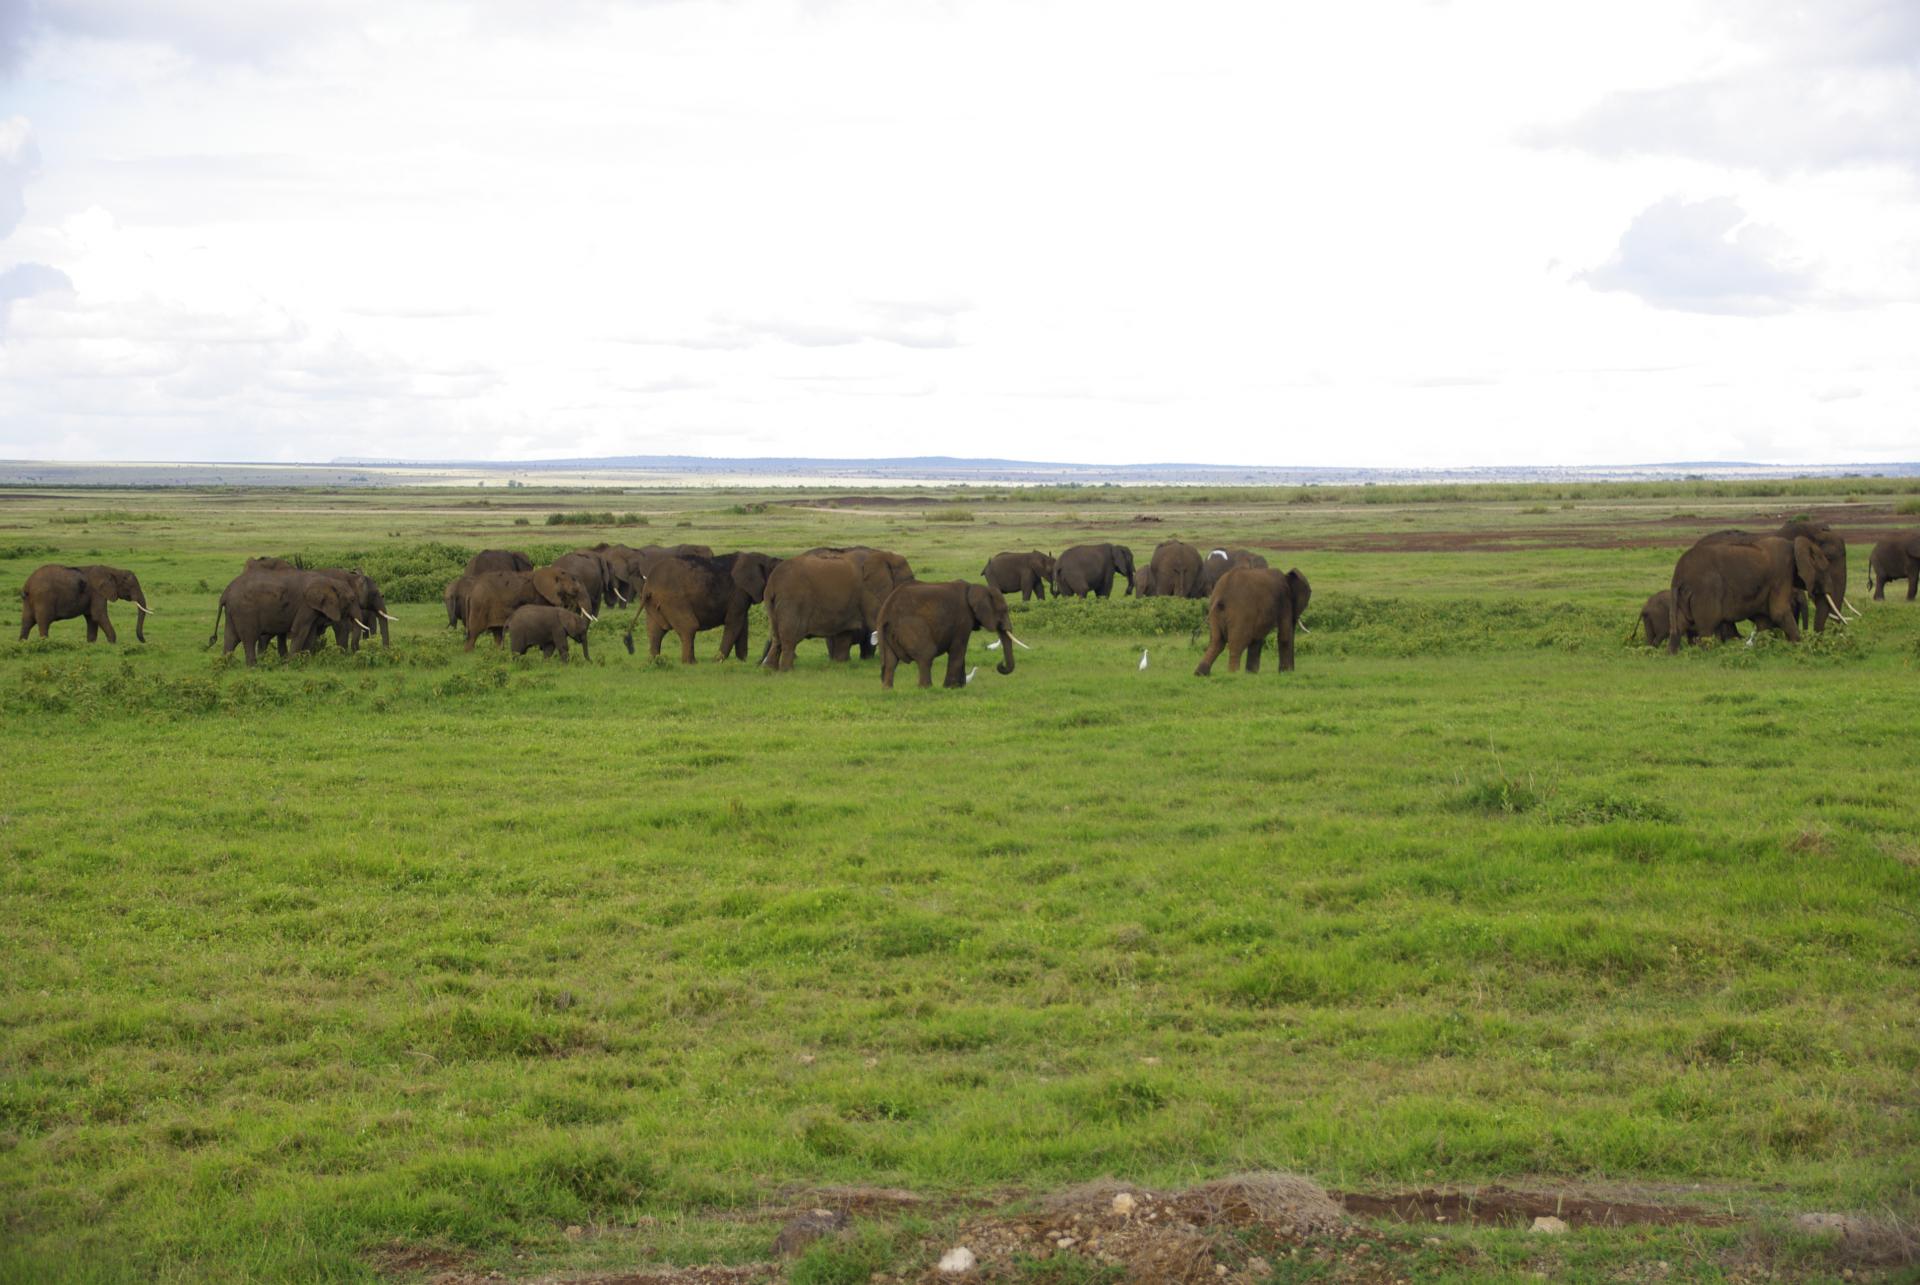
<box><xmin>553</xmin><ymin>549</ymin><xmax>628</xmax><ymax>614</ymax></box>
<box><xmin>1194</xmin><ymin>566</ymin><xmax>1311</xmax><ymax>675</ymax></box>
<box><xmin>463</xmin><ymin>567</ymin><xmax>593</xmax><ymax>650</ymax></box>
<box><xmin>313</xmin><ymin>568</ymin><xmax>395</xmax><ymax>649</ymax></box>
<box><xmin>1148</xmin><ymin>540</ymin><xmax>1208</xmax><ymax>599</ymax></box>
<box><xmin>1773</xmin><ymin>519</ymin><xmax>1852</xmax><ymax>629</ymax></box>
<box><xmin>443</xmin><ymin>575</ymin><xmax>473</xmax><ymax>629</ymax></box>
<box><xmin>1867</xmin><ymin>532</ymin><xmax>1920</xmax><ymax>600</ymax></box>
<box><xmin>761</xmin><ymin>550</ymin><xmax>912</xmax><ymax>670</ymax></box>
<box><xmin>787</xmin><ymin>546</ymin><xmax>915</xmax><ymax>659</ymax></box>
<box><xmin>465</xmin><ymin>549</ymin><xmax>533</xmax><ymax>577</ymax></box>
<box><xmin>1051</xmin><ymin>544</ymin><xmax>1135</xmax><ymax>598</ymax></box>
<box><xmin>1135</xmin><ymin>566</ymin><xmax>1158</xmax><ymax>597</ymax></box>
<box><xmin>209</xmin><ymin>567</ymin><xmax>365</xmax><ymax>665</ymax></box>
<box><xmin>1638</xmin><ymin>588</ymin><xmax>1740</xmax><ymax>647</ymax></box>
<box><xmin>1200</xmin><ymin>547</ymin><xmax>1268</xmax><ymax>595</ymax></box>
<box><xmin>622</xmin><ymin>551</ymin><xmax>780</xmax><ymax>662</ymax></box>
<box><xmin>509</xmin><ymin>605</ymin><xmax>592</xmax><ymax>661</ymax></box>
<box><xmin>982</xmin><ymin>551</ymin><xmax>1055</xmax><ymax>601</ymax></box>
<box><xmin>875</xmin><ymin>580</ymin><xmax>1017</xmax><ymax>689</ymax></box>
<box><xmin>18</xmin><ymin>564</ymin><xmax>152</xmax><ymax>642</ymax></box>
<box><xmin>1667</xmin><ymin>531</ymin><xmax>1839</xmax><ymax>653</ymax></box>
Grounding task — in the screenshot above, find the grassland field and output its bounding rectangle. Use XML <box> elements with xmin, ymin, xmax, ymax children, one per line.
<box><xmin>2</xmin><ymin>482</ymin><xmax>1918</xmax><ymax>1284</ymax></box>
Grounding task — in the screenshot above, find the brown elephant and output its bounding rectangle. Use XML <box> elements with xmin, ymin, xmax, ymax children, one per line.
<box><xmin>1051</xmin><ymin>543</ymin><xmax>1135</xmax><ymax>598</ymax></box>
<box><xmin>313</xmin><ymin>568</ymin><xmax>395</xmax><ymax>650</ymax></box>
<box><xmin>553</xmin><ymin>549</ymin><xmax>627</xmax><ymax>614</ymax></box>
<box><xmin>1868</xmin><ymin>532</ymin><xmax>1920</xmax><ymax>600</ymax></box>
<box><xmin>761</xmin><ymin>550</ymin><xmax>912</xmax><ymax>670</ymax></box>
<box><xmin>1149</xmin><ymin>540</ymin><xmax>1207</xmax><ymax>599</ymax></box>
<box><xmin>1637</xmin><ymin>588</ymin><xmax>1742</xmax><ymax>647</ymax></box>
<box><xmin>1135</xmin><ymin>566</ymin><xmax>1158</xmax><ymax>597</ymax></box>
<box><xmin>622</xmin><ymin>551</ymin><xmax>780</xmax><ymax>662</ymax></box>
<box><xmin>790</xmin><ymin>546</ymin><xmax>915</xmax><ymax>660</ymax></box>
<box><xmin>1200</xmin><ymin>547</ymin><xmax>1268</xmax><ymax>595</ymax></box>
<box><xmin>464</xmin><ymin>567</ymin><xmax>593</xmax><ymax>650</ymax></box>
<box><xmin>209</xmin><ymin>567</ymin><xmax>364</xmax><ymax>665</ymax></box>
<box><xmin>465</xmin><ymin>549</ymin><xmax>533</xmax><ymax>577</ymax></box>
<box><xmin>443</xmin><ymin>574</ymin><xmax>473</xmax><ymax>629</ymax></box>
<box><xmin>509</xmin><ymin>605</ymin><xmax>592</xmax><ymax>661</ymax></box>
<box><xmin>1773</xmin><ymin>519</ymin><xmax>1854</xmax><ymax>628</ymax></box>
<box><xmin>982</xmin><ymin>551</ymin><xmax>1055</xmax><ymax>601</ymax></box>
<box><xmin>1195</xmin><ymin>566</ymin><xmax>1311</xmax><ymax>675</ymax></box>
<box><xmin>876</xmin><ymin>580</ymin><xmax>1017</xmax><ymax>689</ymax></box>
<box><xmin>19</xmin><ymin>564</ymin><xmax>152</xmax><ymax>642</ymax></box>
<box><xmin>1668</xmin><ymin>531</ymin><xmax>1836</xmax><ymax>653</ymax></box>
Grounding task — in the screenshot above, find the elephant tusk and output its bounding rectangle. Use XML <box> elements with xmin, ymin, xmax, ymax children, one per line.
<box><xmin>582</xmin><ymin>610</ymin><xmax>598</xmax><ymax>623</ymax></box>
<box><xmin>1007</xmin><ymin>633</ymin><xmax>1033</xmax><ymax>650</ymax></box>
<box><xmin>1843</xmin><ymin>597</ymin><xmax>1863</xmax><ymax>618</ymax></box>
<box><xmin>380</xmin><ymin>611</ymin><xmax>399</xmax><ymax>622</ymax></box>
<box><xmin>135</xmin><ymin>603</ymin><xmax>155</xmax><ymax>614</ymax></box>
<box><xmin>869</xmin><ymin>630</ymin><xmax>879</xmax><ymax>647</ymax></box>
<box><xmin>1297</xmin><ymin>622</ymin><xmax>1311</xmax><ymax>633</ymax></box>
<box><xmin>1824</xmin><ymin>594</ymin><xmax>1848</xmax><ymax>625</ymax></box>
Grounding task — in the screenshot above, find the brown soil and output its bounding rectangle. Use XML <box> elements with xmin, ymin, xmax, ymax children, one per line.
<box><xmin>1335</xmin><ymin>1185</ymin><xmax>1736</xmax><ymax>1228</ymax></box>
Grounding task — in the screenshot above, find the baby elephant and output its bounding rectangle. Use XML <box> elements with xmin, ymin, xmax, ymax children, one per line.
<box><xmin>508</xmin><ymin>605</ymin><xmax>591</xmax><ymax>661</ymax></box>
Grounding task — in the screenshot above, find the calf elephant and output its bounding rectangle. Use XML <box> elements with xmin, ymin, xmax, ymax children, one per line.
<box><xmin>761</xmin><ymin>551</ymin><xmax>909</xmax><ymax>670</ymax></box>
<box><xmin>1052</xmin><ymin>543</ymin><xmax>1135</xmax><ymax>598</ymax></box>
<box><xmin>1149</xmin><ymin>541</ymin><xmax>1207</xmax><ymax>599</ymax></box>
<box><xmin>19</xmin><ymin>564</ymin><xmax>152</xmax><ymax>643</ymax></box>
<box><xmin>509</xmin><ymin>605</ymin><xmax>592</xmax><ymax>661</ymax></box>
<box><xmin>465</xmin><ymin>549</ymin><xmax>533</xmax><ymax>577</ymax></box>
<box><xmin>876</xmin><ymin>580</ymin><xmax>1017</xmax><ymax>689</ymax></box>
<box><xmin>1638</xmin><ymin>588</ymin><xmax>1741</xmax><ymax>647</ymax></box>
<box><xmin>1668</xmin><ymin>531</ymin><xmax>1837</xmax><ymax>653</ymax></box>
<box><xmin>464</xmin><ymin>567</ymin><xmax>593</xmax><ymax>650</ymax></box>
<box><xmin>1195</xmin><ymin>566</ymin><xmax>1311</xmax><ymax>675</ymax></box>
<box><xmin>623</xmin><ymin>551</ymin><xmax>780</xmax><ymax>662</ymax></box>
<box><xmin>1868</xmin><ymin>532</ymin><xmax>1920</xmax><ymax>600</ymax></box>
<box><xmin>209</xmin><ymin>568</ymin><xmax>364</xmax><ymax>665</ymax></box>
<box><xmin>1200</xmin><ymin>548</ymin><xmax>1268</xmax><ymax>595</ymax></box>
<box><xmin>982</xmin><ymin>551</ymin><xmax>1055</xmax><ymax>601</ymax></box>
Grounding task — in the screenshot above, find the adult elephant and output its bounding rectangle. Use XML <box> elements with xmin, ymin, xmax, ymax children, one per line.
<box><xmin>18</xmin><ymin>564</ymin><xmax>152</xmax><ymax>642</ymax></box>
<box><xmin>1200</xmin><ymin>547</ymin><xmax>1268</xmax><ymax>595</ymax></box>
<box><xmin>1051</xmin><ymin>544</ymin><xmax>1135</xmax><ymax>598</ymax></box>
<box><xmin>313</xmin><ymin>568</ymin><xmax>396</xmax><ymax>649</ymax></box>
<box><xmin>465</xmin><ymin>549</ymin><xmax>533</xmax><ymax>577</ymax></box>
<box><xmin>793</xmin><ymin>546</ymin><xmax>914</xmax><ymax>659</ymax></box>
<box><xmin>875</xmin><ymin>580</ymin><xmax>1018</xmax><ymax>689</ymax></box>
<box><xmin>1149</xmin><ymin>540</ymin><xmax>1208</xmax><ymax>599</ymax></box>
<box><xmin>1195</xmin><ymin>566</ymin><xmax>1311</xmax><ymax>675</ymax></box>
<box><xmin>463</xmin><ymin>567</ymin><xmax>593</xmax><ymax>650</ymax></box>
<box><xmin>981</xmin><ymin>551</ymin><xmax>1055</xmax><ymax>602</ymax></box>
<box><xmin>1775</xmin><ymin>519</ymin><xmax>1854</xmax><ymax>629</ymax></box>
<box><xmin>623</xmin><ymin>551</ymin><xmax>780</xmax><ymax>662</ymax></box>
<box><xmin>761</xmin><ymin>550</ymin><xmax>909</xmax><ymax>670</ymax></box>
<box><xmin>209</xmin><ymin>567</ymin><xmax>364</xmax><ymax>666</ymax></box>
<box><xmin>1867</xmin><ymin>532</ymin><xmax>1920</xmax><ymax>600</ymax></box>
<box><xmin>554</xmin><ymin>549</ymin><xmax>626</xmax><ymax>614</ymax></box>
<box><xmin>1667</xmin><ymin>531</ymin><xmax>1837</xmax><ymax>654</ymax></box>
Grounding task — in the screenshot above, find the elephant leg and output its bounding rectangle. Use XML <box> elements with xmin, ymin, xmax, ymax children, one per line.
<box><xmin>276</xmin><ymin>634</ymin><xmax>289</xmax><ymax>658</ymax></box>
<box><xmin>827</xmin><ymin>632</ymin><xmax>854</xmax><ymax>662</ymax></box>
<box><xmin>555</xmin><ymin>639</ymin><xmax>569</xmax><ymax>662</ymax></box>
<box><xmin>1908</xmin><ymin>572</ymin><xmax>1917</xmax><ymax>600</ymax></box>
<box><xmin>880</xmin><ymin>638</ymin><xmax>896</xmax><ymax>689</ymax></box>
<box><xmin>85</xmin><ymin>618</ymin><xmax>99</xmax><ymax>642</ymax></box>
<box><xmin>677</xmin><ymin>624</ymin><xmax>697</xmax><ymax>664</ymax></box>
<box><xmin>919</xmin><ymin>652</ymin><xmax>936</xmax><ymax>687</ymax></box>
<box><xmin>1245</xmin><ymin>638</ymin><xmax>1264</xmax><ymax>673</ymax></box>
<box><xmin>943</xmin><ymin>645</ymin><xmax>967</xmax><ymax>688</ymax></box>
<box><xmin>1194</xmin><ymin>618</ymin><xmax>1226</xmax><ymax>677</ymax></box>
<box><xmin>17</xmin><ymin>610</ymin><xmax>29</xmax><ymax>641</ymax></box>
<box><xmin>1226</xmin><ymin>639</ymin><xmax>1243</xmax><ymax>673</ymax></box>
<box><xmin>777</xmin><ymin>636</ymin><xmax>797</xmax><ymax>671</ymax></box>
<box><xmin>1277</xmin><ymin>629</ymin><xmax>1296</xmax><ymax>671</ymax></box>
<box><xmin>464</xmin><ymin>625</ymin><xmax>480</xmax><ymax>651</ymax></box>
<box><xmin>491</xmin><ymin>627</ymin><xmax>506</xmax><ymax>647</ymax></box>
<box><xmin>648</xmin><ymin>615</ymin><xmax>668</xmax><ymax>659</ymax></box>
<box><xmin>243</xmin><ymin>635</ymin><xmax>258</xmax><ymax>666</ymax></box>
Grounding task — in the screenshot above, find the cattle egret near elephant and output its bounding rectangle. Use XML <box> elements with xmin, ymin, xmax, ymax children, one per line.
<box><xmin>964</xmin><ymin>666</ymin><xmax>978</xmax><ymax>685</ymax></box>
<box><xmin>1138</xmin><ymin>648</ymin><xmax>1149</xmax><ymax>671</ymax></box>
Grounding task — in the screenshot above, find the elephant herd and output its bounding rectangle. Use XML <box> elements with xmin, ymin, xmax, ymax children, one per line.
<box><xmin>1639</xmin><ymin>519</ymin><xmax>1920</xmax><ymax>651</ymax></box>
<box><xmin>19</xmin><ymin>520</ymin><xmax>1916</xmax><ymax>679</ymax></box>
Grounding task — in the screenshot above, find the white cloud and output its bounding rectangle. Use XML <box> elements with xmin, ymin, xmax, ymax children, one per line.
<box><xmin>1580</xmin><ymin>196</ymin><xmax>1821</xmax><ymax>315</ymax></box>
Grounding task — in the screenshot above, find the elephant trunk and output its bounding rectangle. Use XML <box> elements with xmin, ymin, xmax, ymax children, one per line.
<box><xmin>995</xmin><ymin>627</ymin><xmax>1015</xmax><ymax>675</ymax></box>
<box><xmin>134</xmin><ymin>589</ymin><xmax>148</xmax><ymax>642</ymax></box>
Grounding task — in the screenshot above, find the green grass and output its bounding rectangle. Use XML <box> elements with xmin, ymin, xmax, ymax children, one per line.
<box><xmin>2</xmin><ymin>483</ymin><xmax>1917</xmax><ymax>1282</ymax></box>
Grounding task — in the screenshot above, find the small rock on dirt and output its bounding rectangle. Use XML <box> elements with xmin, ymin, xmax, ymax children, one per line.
<box><xmin>772</xmin><ymin>1209</ymin><xmax>849</xmax><ymax>1257</ymax></box>
<box><xmin>1530</xmin><ymin>1216</ymin><xmax>1569</xmax><ymax>1235</ymax></box>
<box><xmin>937</xmin><ymin>1246</ymin><xmax>976</xmax><ymax>1274</ymax></box>
<box><xmin>1111</xmin><ymin>1192</ymin><xmax>1137</xmax><ymax>1217</ymax></box>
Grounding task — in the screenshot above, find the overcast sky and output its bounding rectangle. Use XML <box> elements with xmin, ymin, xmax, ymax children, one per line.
<box><xmin>1</xmin><ymin>0</ymin><xmax>1916</xmax><ymax>467</ymax></box>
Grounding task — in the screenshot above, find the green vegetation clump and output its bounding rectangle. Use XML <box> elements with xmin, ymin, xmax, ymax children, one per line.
<box><xmin>545</xmin><ymin>511</ymin><xmax>648</xmax><ymax>527</ymax></box>
<box><xmin>924</xmin><ymin>508</ymin><xmax>975</xmax><ymax>523</ymax></box>
<box><xmin>1896</xmin><ymin>497</ymin><xmax>1920</xmax><ymax>515</ymax></box>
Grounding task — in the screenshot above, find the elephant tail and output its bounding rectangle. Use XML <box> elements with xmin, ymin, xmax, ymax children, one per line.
<box><xmin>206</xmin><ymin>597</ymin><xmax>225</xmax><ymax>648</ymax></box>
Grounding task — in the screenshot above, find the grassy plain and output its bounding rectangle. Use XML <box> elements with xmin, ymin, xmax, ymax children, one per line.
<box><xmin>2</xmin><ymin>481</ymin><xmax>1918</xmax><ymax>1283</ymax></box>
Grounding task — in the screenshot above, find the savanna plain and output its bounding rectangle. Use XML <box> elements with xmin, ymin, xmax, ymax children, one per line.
<box><xmin>2</xmin><ymin>481</ymin><xmax>1917</xmax><ymax>1284</ymax></box>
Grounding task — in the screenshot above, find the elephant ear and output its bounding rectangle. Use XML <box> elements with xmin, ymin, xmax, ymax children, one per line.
<box><xmin>966</xmin><ymin>584</ymin><xmax>999</xmax><ymax>630</ymax></box>
<box><xmin>303</xmin><ymin>582</ymin><xmax>342</xmax><ymax>620</ymax></box>
<box><xmin>1285</xmin><ymin>569</ymin><xmax>1312</xmax><ymax>620</ymax></box>
<box><xmin>1792</xmin><ymin>536</ymin><xmax>1825</xmax><ymax>590</ymax></box>
<box><xmin>1114</xmin><ymin>546</ymin><xmax>1134</xmax><ymax>575</ymax></box>
<box><xmin>733</xmin><ymin>555</ymin><xmax>771</xmax><ymax>601</ymax></box>
<box><xmin>1904</xmin><ymin>534</ymin><xmax>1920</xmax><ymax>559</ymax></box>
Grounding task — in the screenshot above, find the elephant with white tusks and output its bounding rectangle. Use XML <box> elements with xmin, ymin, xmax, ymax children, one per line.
<box><xmin>875</xmin><ymin>580</ymin><xmax>1022</xmax><ymax>689</ymax></box>
<box><xmin>19</xmin><ymin>564</ymin><xmax>153</xmax><ymax>643</ymax></box>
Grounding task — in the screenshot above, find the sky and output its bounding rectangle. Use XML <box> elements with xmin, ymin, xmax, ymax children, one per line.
<box><xmin>0</xmin><ymin>0</ymin><xmax>1916</xmax><ymax>468</ymax></box>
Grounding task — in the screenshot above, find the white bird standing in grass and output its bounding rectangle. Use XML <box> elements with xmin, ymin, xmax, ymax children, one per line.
<box><xmin>1138</xmin><ymin>647</ymin><xmax>1149</xmax><ymax>671</ymax></box>
<box><xmin>964</xmin><ymin>666</ymin><xmax>979</xmax><ymax>685</ymax></box>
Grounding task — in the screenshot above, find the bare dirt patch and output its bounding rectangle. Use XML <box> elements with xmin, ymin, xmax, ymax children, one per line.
<box><xmin>1335</xmin><ymin>1185</ymin><xmax>1736</xmax><ymax>1229</ymax></box>
<box><xmin>363</xmin><ymin>1239</ymin><xmax>478</xmax><ymax>1278</ymax></box>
